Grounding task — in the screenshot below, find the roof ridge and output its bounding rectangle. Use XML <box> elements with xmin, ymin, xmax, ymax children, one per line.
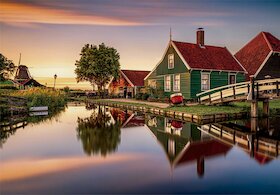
<box><xmin>121</xmin><ymin>69</ymin><xmax>150</xmax><ymax>72</ymax></box>
<box><xmin>172</xmin><ymin>40</ymin><xmax>226</xmax><ymax>49</ymax></box>
<box><xmin>261</xmin><ymin>32</ymin><xmax>273</xmax><ymax>51</ymax></box>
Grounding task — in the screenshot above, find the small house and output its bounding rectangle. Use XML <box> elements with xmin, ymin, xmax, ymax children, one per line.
<box><xmin>108</xmin><ymin>69</ymin><xmax>150</xmax><ymax>98</ymax></box>
<box><xmin>235</xmin><ymin>32</ymin><xmax>280</xmax><ymax>80</ymax></box>
<box><xmin>144</xmin><ymin>28</ymin><xmax>246</xmax><ymax>99</ymax></box>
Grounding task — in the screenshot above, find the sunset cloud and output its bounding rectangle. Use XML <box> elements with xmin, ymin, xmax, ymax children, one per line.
<box><xmin>0</xmin><ymin>2</ymin><xmax>143</xmax><ymax>26</ymax></box>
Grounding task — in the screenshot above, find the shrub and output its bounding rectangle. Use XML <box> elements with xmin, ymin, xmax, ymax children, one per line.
<box><xmin>63</xmin><ymin>86</ymin><xmax>70</xmax><ymax>93</ymax></box>
<box><xmin>135</xmin><ymin>93</ymin><xmax>143</xmax><ymax>100</ymax></box>
<box><xmin>142</xmin><ymin>93</ymin><xmax>149</xmax><ymax>100</ymax></box>
<box><xmin>11</xmin><ymin>87</ymin><xmax>67</xmax><ymax>111</ymax></box>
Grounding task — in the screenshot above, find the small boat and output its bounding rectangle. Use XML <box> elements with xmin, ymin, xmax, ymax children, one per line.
<box><xmin>29</xmin><ymin>106</ymin><xmax>48</xmax><ymax>112</ymax></box>
<box><xmin>170</xmin><ymin>93</ymin><xmax>184</xmax><ymax>104</ymax></box>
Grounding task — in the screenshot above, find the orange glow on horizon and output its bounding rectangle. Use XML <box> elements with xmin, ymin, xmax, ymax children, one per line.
<box><xmin>0</xmin><ymin>2</ymin><xmax>143</xmax><ymax>26</ymax></box>
<box><xmin>0</xmin><ymin>154</ymin><xmax>144</xmax><ymax>182</ymax></box>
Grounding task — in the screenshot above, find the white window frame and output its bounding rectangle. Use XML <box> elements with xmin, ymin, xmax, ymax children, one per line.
<box><xmin>201</xmin><ymin>72</ymin><xmax>210</xmax><ymax>91</ymax></box>
<box><xmin>173</xmin><ymin>74</ymin><xmax>180</xmax><ymax>92</ymax></box>
<box><xmin>228</xmin><ymin>73</ymin><xmax>236</xmax><ymax>85</ymax></box>
<box><xmin>164</xmin><ymin>75</ymin><xmax>171</xmax><ymax>92</ymax></box>
<box><xmin>168</xmin><ymin>54</ymin><xmax>174</xmax><ymax>69</ymax></box>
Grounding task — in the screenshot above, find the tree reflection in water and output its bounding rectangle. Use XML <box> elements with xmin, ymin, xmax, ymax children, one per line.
<box><xmin>77</xmin><ymin>105</ymin><xmax>121</xmax><ymax>157</ymax></box>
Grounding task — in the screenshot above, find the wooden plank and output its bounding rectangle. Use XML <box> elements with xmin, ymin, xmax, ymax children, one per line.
<box><xmin>29</xmin><ymin>106</ymin><xmax>48</xmax><ymax>112</ymax></box>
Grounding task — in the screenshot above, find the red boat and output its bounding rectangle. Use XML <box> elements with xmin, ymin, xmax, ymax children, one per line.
<box><xmin>170</xmin><ymin>93</ymin><xmax>184</xmax><ymax>104</ymax></box>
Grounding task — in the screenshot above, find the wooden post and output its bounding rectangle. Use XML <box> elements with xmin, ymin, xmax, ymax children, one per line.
<box><xmin>256</xmin><ymin>82</ymin><xmax>259</xmax><ymax>99</ymax></box>
<box><xmin>276</xmin><ymin>81</ymin><xmax>279</xmax><ymax>96</ymax></box>
<box><xmin>209</xmin><ymin>94</ymin><xmax>211</xmax><ymax>104</ymax></box>
<box><xmin>220</xmin><ymin>91</ymin><xmax>223</xmax><ymax>102</ymax></box>
<box><xmin>251</xmin><ymin>100</ymin><xmax>258</xmax><ymax>118</ymax></box>
<box><xmin>233</xmin><ymin>86</ymin><xmax>236</xmax><ymax>99</ymax></box>
<box><xmin>263</xmin><ymin>99</ymin><xmax>269</xmax><ymax>117</ymax></box>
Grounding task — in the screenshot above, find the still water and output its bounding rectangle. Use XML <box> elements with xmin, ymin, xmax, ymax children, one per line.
<box><xmin>1</xmin><ymin>104</ymin><xmax>280</xmax><ymax>194</ymax></box>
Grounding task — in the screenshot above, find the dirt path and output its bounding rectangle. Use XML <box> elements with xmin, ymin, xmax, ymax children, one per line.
<box><xmin>106</xmin><ymin>99</ymin><xmax>169</xmax><ymax>108</ymax></box>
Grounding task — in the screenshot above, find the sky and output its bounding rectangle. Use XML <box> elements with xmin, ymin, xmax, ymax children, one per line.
<box><xmin>1</xmin><ymin>0</ymin><xmax>280</xmax><ymax>77</ymax></box>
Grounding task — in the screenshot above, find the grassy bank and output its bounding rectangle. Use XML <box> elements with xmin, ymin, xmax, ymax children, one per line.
<box><xmin>89</xmin><ymin>98</ymin><xmax>280</xmax><ymax>116</ymax></box>
<box><xmin>10</xmin><ymin>88</ymin><xmax>67</xmax><ymax>111</ymax></box>
<box><xmin>89</xmin><ymin>99</ymin><xmax>247</xmax><ymax>115</ymax></box>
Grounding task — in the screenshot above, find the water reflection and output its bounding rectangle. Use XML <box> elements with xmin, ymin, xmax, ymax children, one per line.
<box><xmin>145</xmin><ymin>115</ymin><xmax>232</xmax><ymax>177</ymax></box>
<box><xmin>0</xmin><ymin>108</ymin><xmax>65</xmax><ymax>148</ymax></box>
<box><xmin>199</xmin><ymin>117</ymin><xmax>280</xmax><ymax>164</ymax></box>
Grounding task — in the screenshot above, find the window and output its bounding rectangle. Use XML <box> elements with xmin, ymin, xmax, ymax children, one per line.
<box><xmin>229</xmin><ymin>74</ymin><xmax>236</xmax><ymax>85</ymax></box>
<box><xmin>201</xmin><ymin>73</ymin><xmax>210</xmax><ymax>91</ymax></box>
<box><xmin>173</xmin><ymin>74</ymin><xmax>180</xmax><ymax>91</ymax></box>
<box><xmin>165</xmin><ymin>75</ymin><xmax>171</xmax><ymax>91</ymax></box>
<box><xmin>168</xmin><ymin>54</ymin><xmax>174</xmax><ymax>69</ymax></box>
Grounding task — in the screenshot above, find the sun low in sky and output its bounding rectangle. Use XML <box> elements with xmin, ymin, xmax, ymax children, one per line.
<box><xmin>1</xmin><ymin>0</ymin><xmax>280</xmax><ymax>77</ymax></box>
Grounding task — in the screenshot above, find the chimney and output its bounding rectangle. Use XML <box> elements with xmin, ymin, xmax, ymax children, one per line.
<box><xmin>196</xmin><ymin>28</ymin><xmax>204</xmax><ymax>46</ymax></box>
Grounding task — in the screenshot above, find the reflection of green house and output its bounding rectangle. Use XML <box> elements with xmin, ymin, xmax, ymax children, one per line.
<box><xmin>144</xmin><ymin>28</ymin><xmax>246</xmax><ymax>99</ymax></box>
<box><xmin>145</xmin><ymin>115</ymin><xmax>232</xmax><ymax>177</ymax></box>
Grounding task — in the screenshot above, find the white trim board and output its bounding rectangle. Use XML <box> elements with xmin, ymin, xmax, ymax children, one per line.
<box><xmin>254</xmin><ymin>51</ymin><xmax>273</xmax><ymax>78</ymax></box>
<box><xmin>144</xmin><ymin>41</ymin><xmax>172</xmax><ymax>80</ymax></box>
<box><xmin>120</xmin><ymin>70</ymin><xmax>135</xmax><ymax>87</ymax></box>
<box><xmin>144</xmin><ymin>40</ymin><xmax>191</xmax><ymax>81</ymax></box>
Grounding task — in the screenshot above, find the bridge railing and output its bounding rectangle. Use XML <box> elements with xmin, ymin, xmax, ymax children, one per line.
<box><xmin>196</xmin><ymin>78</ymin><xmax>280</xmax><ymax>104</ymax></box>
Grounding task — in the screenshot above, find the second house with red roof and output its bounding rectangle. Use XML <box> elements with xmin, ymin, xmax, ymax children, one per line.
<box><xmin>144</xmin><ymin>28</ymin><xmax>247</xmax><ymax>99</ymax></box>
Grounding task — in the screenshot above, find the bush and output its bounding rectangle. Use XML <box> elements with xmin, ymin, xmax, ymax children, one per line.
<box><xmin>142</xmin><ymin>93</ymin><xmax>149</xmax><ymax>100</ymax></box>
<box><xmin>11</xmin><ymin>88</ymin><xmax>67</xmax><ymax>111</ymax></box>
<box><xmin>135</xmin><ymin>93</ymin><xmax>143</xmax><ymax>100</ymax></box>
<box><xmin>63</xmin><ymin>86</ymin><xmax>70</xmax><ymax>93</ymax></box>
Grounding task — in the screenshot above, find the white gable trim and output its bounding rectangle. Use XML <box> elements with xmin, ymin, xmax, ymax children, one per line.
<box><xmin>262</xmin><ymin>32</ymin><xmax>273</xmax><ymax>51</ymax></box>
<box><xmin>254</xmin><ymin>50</ymin><xmax>273</xmax><ymax>78</ymax></box>
<box><xmin>225</xmin><ymin>47</ymin><xmax>247</xmax><ymax>74</ymax></box>
<box><xmin>144</xmin><ymin>40</ymin><xmax>191</xmax><ymax>80</ymax></box>
<box><xmin>120</xmin><ymin>70</ymin><xmax>135</xmax><ymax>87</ymax></box>
<box><xmin>171</xmin><ymin>41</ymin><xmax>192</xmax><ymax>70</ymax></box>
<box><xmin>144</xmin><ymin>41</ymin><xmax>172</xmax><ymax>80</ymax></box>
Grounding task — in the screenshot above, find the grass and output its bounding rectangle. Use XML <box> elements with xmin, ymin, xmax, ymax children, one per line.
<box><xmin>10</xmin><ymin>88</ymin><xmax>67</xmax><ymax>111</ymax></box>
<box><xmin>89</xmin><ymin>99</ymin><xmax>248</xmax><ymax>115</ymax></box>
<box><xmin>167</xmin><ymin>104</ymin><xmax>247</xmax><ymax>115</ymax></box>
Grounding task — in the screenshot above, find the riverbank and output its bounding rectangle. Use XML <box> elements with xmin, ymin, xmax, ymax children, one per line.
<box><xmin>87</xmin><ymin>99</ymin><xmax>249</xmax><ymax>124</ymax></box>
<box><xmin>0</xmin><ymin>88</ymin><xmax>67</xmax><ymax>117</ymax></box>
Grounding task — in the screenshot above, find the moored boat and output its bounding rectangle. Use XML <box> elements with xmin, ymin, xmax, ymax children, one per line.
<box><xmin>170</xmin><ymin>93</ymin><xmax>183</xmax><ymax>104</ymax></box>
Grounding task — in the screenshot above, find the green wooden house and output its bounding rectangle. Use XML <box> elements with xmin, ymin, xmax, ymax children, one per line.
<box><xmin>145</xmin><ymin>28</ymin><xmax>247</xmax><ymax>99</ymax></box>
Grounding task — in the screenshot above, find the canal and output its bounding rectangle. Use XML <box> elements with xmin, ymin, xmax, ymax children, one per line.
<box><xmin>1</xmin><ymin>104</ymin><xmax>280</xmax><ymax>194</ymax></box>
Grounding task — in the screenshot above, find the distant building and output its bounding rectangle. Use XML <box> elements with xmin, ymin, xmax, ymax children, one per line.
<box><xmin>144</xmin><ymin>28</ymin><xmax>246</xmax><ymax>99</ymax></box>
<box><xmin>235</xmin><ymin>32</ymin><xmax>280</xmax><ymax>80</ymax></box>
<box><xmin>108</xmin><ymin>69</ymin><xmax>150</xmax><ymax>98</ymax></box>
<box><xmin>14</xmin><ymin>65</ymin><xmax>43</xmax><ymax>89</ymax></box>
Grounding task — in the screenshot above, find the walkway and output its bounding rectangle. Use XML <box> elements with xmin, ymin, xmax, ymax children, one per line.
<box><xmin>106</xmin><ymin>99</ymin><xmax>169</xmax><ymax>108</ymax></box>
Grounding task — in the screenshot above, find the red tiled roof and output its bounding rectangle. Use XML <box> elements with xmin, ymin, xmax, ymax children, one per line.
<box><xmin>235</xmin><ymin>32</ymin><xmax>280</xmax><ymax>76</ymax></box>
<box><xmin>121</xmin><ymin>70</ymin><xmax>150</xmax><ymax>86</ymax></box>
<box><xmin>172</xmin><ymin>41</ymin><xmax>244</xmax><ymax>72</ymax></box>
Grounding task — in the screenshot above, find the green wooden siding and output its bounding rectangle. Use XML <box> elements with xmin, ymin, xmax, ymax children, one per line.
<box><xmin>191</xmin><ymin>70</ymin><xmax>246</xmax><ymax>99</ymax></box>
<box><xmin>145</xmin><ymin>43</ymin><xmax>191</xmax><ymax>98</ymax></box>
<box><xmin>145</xmin><ymin>43</ymin><xmax>246</xmax><ymax>99</ymax></box>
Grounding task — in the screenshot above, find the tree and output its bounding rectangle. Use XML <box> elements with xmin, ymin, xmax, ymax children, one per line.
<box><xmin>0</xmin><ymin>53</ymin><xmax>15</xmax><ymax>81</ymax></box>
<box><xmin>75</xmin><ymin>43</ymin><xmax>120</xmax><ymax>96</ymax></box>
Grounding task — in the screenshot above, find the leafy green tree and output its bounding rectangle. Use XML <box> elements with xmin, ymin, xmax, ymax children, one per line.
<box><xmin>76</xmin><ymin>105</ymin><xmax>121</xmax><ymax>156</ymax></box>
<box><xmin>0</xmin><ymin>53</ymin><xmax>15</xmax><ymax>81</ymax></box>
<box><xmin>75</xmin><ymin>43</ymin><xmax>120</xmax><ymax>96</ymax></box>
